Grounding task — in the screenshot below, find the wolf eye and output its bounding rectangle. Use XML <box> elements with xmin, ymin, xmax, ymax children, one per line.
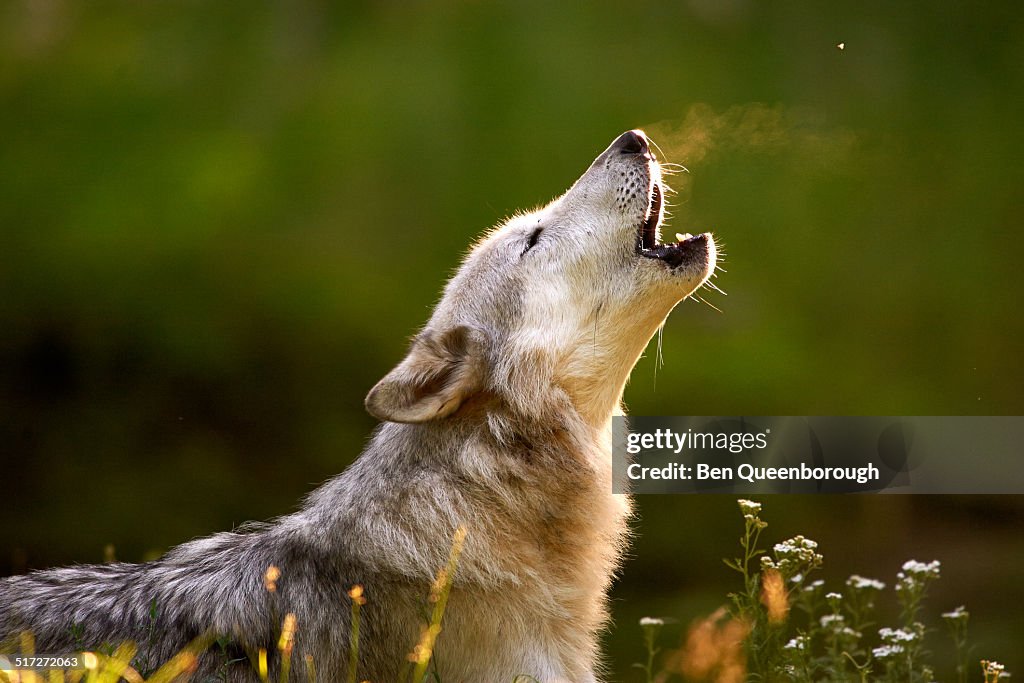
<box><xmin>523</xmin><ymin>227</ymin><xmax>543</xmax><ymax>254</ymax></box>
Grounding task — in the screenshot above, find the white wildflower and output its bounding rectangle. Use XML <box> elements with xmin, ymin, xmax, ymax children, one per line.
<box><xmin>942</xmin><ymin>605</ymin><xmax>969</xmax><ymax>622</ymax></box>
<box><xmin>984</xmin><ymin>661</ymin><xmax>1010</xmax><ymax>678</ymax></box>
<box><xmin>873</xmin><ymin>644</ymin><xmax>906</xmax><ymax>658</ymax></box>
<box><xmin>802</xmin><ymin>579</ymin><xmax>825</xmax><ymax>593</ymax></box>
<box><xmin>847</xmin><ymin>574</ymin><xmax>886</xmax><ymax>591</ymax></box>
<box><xmin>897</xmin><ymin>559</ymin><xmax>940</xmax><ymax>592</ymax></box>
<box><xmin>901</xmin><ymin>559</ymin><xmax>941</xmax><ymax>576</ymax></box>
<box><xmin>879</xmin><ymin>626</ymin><xmax>918</xmax><ymax>643</ymax></box>
<box><xmin>784</xmin><ymin>635</ymin><xmax>808</xmax><ymax>650</ymax></box>
<box><xmin>820</xmin><ymin>613</ymin><xmax>845</xmax><ymax>628</ymax></box>
<box><xmin>738</xmin><ymin>499</ymin><xmax>762</xmax><ymax>516</ymax></box>
<box><xmin>772</xmin><ymin>535</ymin><xmax>824</xmax><ymax>572</ymax></box>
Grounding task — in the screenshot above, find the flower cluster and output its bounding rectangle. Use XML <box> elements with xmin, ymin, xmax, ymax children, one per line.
<box><xmin>706</xmin><ymin>501</ymin><xmax>1010</xmax><ymax>683</ymax></box>
<box><xmin>819</xmin><ymin>614</ymin><xmax>843</xmax><ymax>628</ymax></box>
<box><xmin>738</xmin><ymin>499</ymin><xmax>762</xmax><ymax>516</ymax></box>
<box><xmin>738</xmin><ymin>499</ymin><xmax>768</xmax><ymax>531</ymax></box>
<box><xmin>878</xmin><ymin>626</ymin><xmax>921</xmax><ymax>643</ymax></box>
<box><xmin>872</xmin><ymin>644</ymin><xmax>905</xmax><ymax>659</ymax></box>
<box><xmin>943</xmin><ymin>604</ymin><xmax>971</xmax><ymax>679</ymax></box>
<box><xmin>982</xmin><ymin>661</ymin><xmax>1012</xmax><ymax>683</ymax></box>
<box><xmin>847</xmin><ymin>574</ymin><xmax>886</xmax><ymax>591</ymax></box>
<box><xmin>941</xmin><ymin>605</ymin><xmax>969</xmax><ymax>623</ymax></box>
<box><xmin>872</xmin><ymin>623</ymin><xmax>925</xmax><ymax>661</ymax></box>
<box><xmin>801</xmin><ymin>579</ymin><xmax>825</xmax><ymax>594</ymax></box>
<box><xmin>896</xmin><ymin>559</ymin><xmax>941</xmax><ymax>591</ymax></box>
<box><xmin>761</xmin><ymin>535</ymin><xmax>823</xmax><ymax>579</ymax></box>
<box><xmin>774</xmin><ymin>536</ymin><xmax>822</xmax><ymax>565</ymax></box>
<box><xmin>894</xmin><ymin>559</ymin><xmax>941</xmax><ymax>627</ymax></box>
<box><xmin>784</xmin><ymin>635</ymin><xmax>808</xmax><ymax>650</ymax></box>
<box><xmin>819</xmin><ymin>613</ymin><xmax>860</xmax><ymax>639</ymax></box>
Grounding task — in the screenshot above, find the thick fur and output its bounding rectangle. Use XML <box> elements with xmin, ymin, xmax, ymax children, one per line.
<box><xmin>1</xmin><ymin>130</ymin><xmax>716</xmax><ymax>682</ymax></box>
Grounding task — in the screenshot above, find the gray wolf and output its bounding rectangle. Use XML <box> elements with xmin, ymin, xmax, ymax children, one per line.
<box><xmin>0</xmin><ymin>130</ymin><xmax>717</xmax><ymax>681</ymax></box>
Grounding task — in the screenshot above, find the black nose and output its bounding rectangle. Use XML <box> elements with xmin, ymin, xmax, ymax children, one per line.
<box><xmin>611</xmin><ymin>129</ymin><xmax>649</xmax><ymax>155</ymax></box>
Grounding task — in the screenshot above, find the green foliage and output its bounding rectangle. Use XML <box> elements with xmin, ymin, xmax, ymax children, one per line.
<box><xmin>636</xmin><ymin>500</ymin><xmax>1011</xmax><ymax>682</ymax></box>
<box><xmin>0</xmin><ymin>530</ymin><xmax>476</xmax><ymax>682</ymax></box>
<box><xmin>3</xmin><ymin>3</ymin><xmax>1023</xmax><ymax>566</ymax></box>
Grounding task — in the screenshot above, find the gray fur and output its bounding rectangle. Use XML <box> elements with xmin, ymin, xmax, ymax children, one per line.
<box><xmin>1</xmin><ymin>130</ymin><xmax>716</xmax><ymax>682</ymax></box>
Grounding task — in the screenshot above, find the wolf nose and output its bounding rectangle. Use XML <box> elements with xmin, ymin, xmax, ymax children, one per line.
<box><xmin>612</xmin><ymin>129</ymin><xmax>649</xmax><ymax>155</ymax></box>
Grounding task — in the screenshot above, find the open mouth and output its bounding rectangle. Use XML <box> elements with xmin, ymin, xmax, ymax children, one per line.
<box><xmin>636</xmin><ymin>182</ymin><xmax>708</xmax><ymax>268</ymax></box>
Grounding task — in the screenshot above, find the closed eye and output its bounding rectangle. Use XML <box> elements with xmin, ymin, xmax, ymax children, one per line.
<box><xmin>523</xmin><ymin>227</ymin><xmax>543</xmax><ymax>255</ymax></box>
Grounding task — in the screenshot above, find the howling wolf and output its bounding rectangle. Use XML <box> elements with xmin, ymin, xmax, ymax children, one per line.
<box><xmin>1</xmin><ymin>130</ymin><xmax>717</xmax><ymax>682</ymax></box>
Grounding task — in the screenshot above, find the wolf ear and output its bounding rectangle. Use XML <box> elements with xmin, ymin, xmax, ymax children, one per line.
<box><xmin>365</xmin><ymin>326</ymin><xmax>485</xmax><ymax>424</ymax></box>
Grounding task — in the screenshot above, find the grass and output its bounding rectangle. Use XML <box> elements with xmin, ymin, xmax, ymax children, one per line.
<box><xmin>0</xmin><ymin>527</ymin><xmax>469</xmax><ymax>683</ymax></box>
<box><xmin>633</xmin><ymin>499</ymin><xmax>1012</xmax><ymax>683</ymax></box>
<box><xmin>1</xmin><ymin>504</ymin><xmax>1015</xmax><ymax>682</ymax></box>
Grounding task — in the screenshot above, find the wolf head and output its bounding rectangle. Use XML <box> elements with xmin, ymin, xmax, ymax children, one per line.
<box><xmin>366</xmin><ymin>130</ymin><xmax>717</xmax><ymax>427</ymax></box>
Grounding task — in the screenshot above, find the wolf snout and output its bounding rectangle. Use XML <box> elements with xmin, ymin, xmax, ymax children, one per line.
<box><xmin>611</xmin><ymin>129</ymin><xmax>649</xmax><ymax>155</ymax></box>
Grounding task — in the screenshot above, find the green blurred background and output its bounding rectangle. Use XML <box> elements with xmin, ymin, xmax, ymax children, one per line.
<box><xmin>2</xmin><ymin>1</ymin><xmax>1022</xmax><ymax>677</ymax></box>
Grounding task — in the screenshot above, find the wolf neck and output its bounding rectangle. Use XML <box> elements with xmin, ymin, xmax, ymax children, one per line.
<box><xmin>557</xmin><ymin>359</ymin><xmax>634</xmax><ymax>429</ymax></box>
<box><xmin>555</xmin><ymin>317</ymin><xmax>669</xmax><ymax>429</ymax></box>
